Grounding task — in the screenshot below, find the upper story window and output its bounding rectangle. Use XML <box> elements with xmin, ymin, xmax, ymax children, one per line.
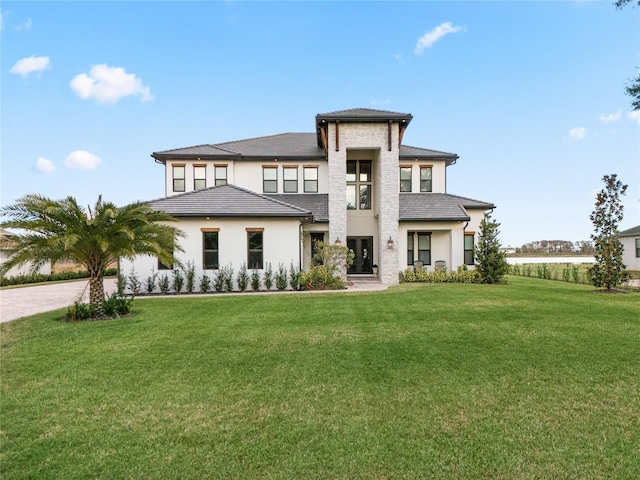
<box><xmin>202</xmin><ymin>229</ymin><xmax>219</xmax><ymax>270</ymax></box>
<box><xmin>304</xmin><ymin>166</ymin><xmax>318</xmax><ymax>193</ymax></box>
<box><xmin>400</xmin><ymin>166</ymin><xmax>412</xmax><ymax>192</ymax></box>
<box><xmin>263</xmin><ymin>167</ymin><xmax>277</xmax><ymax>193</ymax></box>
<box><xmin>346</xmin><ymin>160</ymin><xmax>371</xmax><ymax>210</ymax></box>
<box><xmin>194</xmin><ymin>165</ymin><xmax>206</xmax><ymax>190</ymax></box>
<box><xmin>215</xmin><ymin>165</ymin><xmax>227</xmax><ymax>186</ymax></box>
<box><xmin>420</xmin><ymin>166</ymin><xmax>432</xmax><ymax>193</ymax></box>
<box><xmin>172</xmin><ymin>165</ymin><xmax>185</xmax><ymax>192</ymax></box>
<box><xmin>283</xmin><ymin>167</ymin><xmax>298</xmax><ymax>193</ymax></box>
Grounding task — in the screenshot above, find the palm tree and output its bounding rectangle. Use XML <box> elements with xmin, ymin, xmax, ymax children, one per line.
<box><xmin>0</xmin><ymin>194</ymin><xmax>184</xmax><ymax>316</ymax></box>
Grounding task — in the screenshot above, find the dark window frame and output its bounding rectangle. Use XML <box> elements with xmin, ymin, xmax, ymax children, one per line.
<box><xmin>247</xmin><ymin>230</ymin><xmax>264</xmax><ymax>269</ymax></box>
<box><xmin>214</xmin><ymin>165</ymin><xmax>227</xmax><ymax>186</ymax></box>
<box><xmin>304</xmin><ymin>166</ymin><xmax>318</xmax><ymax>193</ymax></box>
<box><xmin>283</xmin><ymin>166</ymin><xmax>298</xmax><ymax>193</ymax></box>
<box><xmin>263</xmin><ymin>167</ymin><xmax>278</xmax><ymax>193</ymax></box>
<box><xmin>420</xmin><ymin>166</ymin><xmax>432</xmax><ymax>193</ymax></box>
<box><xmin>203</xmin><ymin>230</ymin><xmax>219</xmax><ymax>270</ymax></box>
<box><xmin>400</xmin><ymin>166</ymin><xmax>412</xmax><ymax>192</ymax></box>
<box><xmin>194</xmin><ymin>165</ymin><xmax>207</xmax><ymax>190</ymax></box>
<box><xmin>464</xmin><ymin>233</ymin><xmax>475</xmax><ymax>265</ymax></box>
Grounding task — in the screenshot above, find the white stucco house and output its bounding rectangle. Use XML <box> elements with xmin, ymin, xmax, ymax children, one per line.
<box><xmin>620</xmin><ymin>225</ymin><xmax>640</xmax><ymax>271</ymax></box>
<box><xmin>122</xmin><ymin>108</ymin><xmax>495</xmax><ymax>287</ymax></box>
<box><xmin>0</xmin><ymin>229</ymin><xmax>51</xmax><ymax>279</ymax></box>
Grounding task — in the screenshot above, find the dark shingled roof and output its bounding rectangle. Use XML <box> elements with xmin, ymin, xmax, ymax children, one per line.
<box><xmin>315</xmin><ymin>108</ymin><xmax>413</xmax><ymax>124</ymax></box>
<box><xmin>400</xmin><ymin>193</ymin><xmax>495</xmax><ymax>222</ymax></box>
<box><xmin>266</xmin><ymin>194</ymin><xmax>329</xmax><ymax>223</ymax></box>
<box><xmin>153</xmin><ymin>133</ymin><xmax>323</xmax><ymax>161</ymax></box>
<box><xmin>619</xmin><ymin>225</ymin><xmax>640</xmax><ymax>237</ymax></box>
<box><xmin>148</xmin><ymin>184</ymin><xmax>313</xmax><ymax>219</ymax></box>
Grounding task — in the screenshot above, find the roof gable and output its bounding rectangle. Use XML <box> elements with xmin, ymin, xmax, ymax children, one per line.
<box><xmin>148</xmin><ymin>184</ymin><xmax>313</xmax><ymax>219</ymax></box>
<box><xmin>620</xmin><ymin>225</ymin><xmax>640</xmax><ymax>237</ymax></box>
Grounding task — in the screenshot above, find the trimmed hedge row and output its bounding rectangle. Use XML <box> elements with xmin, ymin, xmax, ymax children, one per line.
<box><xmin>0</xmin><ymin>268</ymin><xmax>118</xmax><ymax>287</ymax></box>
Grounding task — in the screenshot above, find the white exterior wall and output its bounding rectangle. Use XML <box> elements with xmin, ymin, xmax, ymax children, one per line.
<box><xmin>621</xmin><ymin>236</ymin><xmax>640</xmax><ymax>271</ymax></box>
<box><xmin>122</xmin><ymin>217</ymin><xmax>302</xmax><ymax>292</ymax></box>
<box><xmin>166</xmin><ymin>159</ymin><xmax>328</xmax><ymax>196</ymax></box>
<box><xmin>404</xmin><ymin>161</ymin><xmax>447</xmax><ymax>193</ymax></box>
<box><xmin>0</xmin><ymin>251</ymin><xmax>51</xmax><ymax>278</ymax></box>
<box><xmin>398</xmin><ymin>222</ymin><xmax>468</xmax><ymax>274</ymax></box>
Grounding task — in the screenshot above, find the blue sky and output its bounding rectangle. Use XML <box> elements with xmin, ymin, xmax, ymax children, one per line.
<box><xmin>2</xmin><ymin>1</ymin><xmax>638</xmax><ymax>247</ymax></box>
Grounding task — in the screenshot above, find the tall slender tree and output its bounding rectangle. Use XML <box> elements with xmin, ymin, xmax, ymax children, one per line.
<box><xmin>589</xmin><ymin>174</ymin><xmax>629</xmax><ymax>291</ymax></box>
<box><xmin>0</xmin><ymin>194</ymin><xmax>184</xmax><ymax>316</ymax></box>
<box><xmin>475</xmin><ymin>213</ymin><xmax>509</xmax><ymax>284</ymax></box>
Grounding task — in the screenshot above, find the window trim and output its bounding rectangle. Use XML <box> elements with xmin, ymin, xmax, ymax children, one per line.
<box><xmin>193</xmin><ymin>164</ymin><xmax>207</xmax><ymax>190</ymax></box>
<box><xmin>400</xmin><ymin>165</ymin><xmax>412</xmax><ymax>192</ymax></box>
<box><xmin>303</xmin><ymin>165</ymin><xmax>319</xmax><ymax>193</ymax></box>
<box><xmin>464</xmin><ymin>232</ymin><xmax>475</xmax><ymax>265</ymax></box>
<box><xmin>346</xmin><ymin>160</ymin><xmax>372</xmax><ymax>210</ymax></box>
<box><xmin>172</xmin><ymin>164</ymin><xmax>185</xmax><ymax>192</ymax></box>
<box><xmin>407</xmin><ymin>231</ymin><xmax>432</xmax><ymax>266</ymax></box>
<box><xmin>419</xmin><ymin>165</ymin><xmax>433</xmax><ymax>193</ymax></box>
<box><xmin>247</xmin><ymin>228</ymin><xmax>264</xmax><ymax>269</ymax></box>
<box><xmin>214</xmin><ymin>164</ymin><xmax>228</xmax><ymax>186</ymax></box>
<box><xmin>202</xmin><ymin>228</ymin><xmax>220</xmax><ymax>270</ymax></box>
<box><xmin>635</xmin><ymin>238</ymin><xmax>640</xmax><ymax>258</ymax></box>
<box><xmin>283</xmin><ymin>166</ymin><xmax>298</xmax><ymax>193</ymax></box>
<box><xmin>262</xmin><ymin>166</ymin><xmax>278</xmax><ymax>193</ymax></box>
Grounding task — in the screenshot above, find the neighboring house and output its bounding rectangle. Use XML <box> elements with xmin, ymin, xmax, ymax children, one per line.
<box><xmin>0</xmin><ymin>229</ymin><xmax>51</xmax><ymax>278</ymax></box>
<box><xmin>620</xmin><ymin>225</ymin><xmax>640</xmax><ymax>271</ymax></box>
<box><xmin>122</xmin><ymin>108</ymin><xmax>495</xmax><ymax>287</ymax></box>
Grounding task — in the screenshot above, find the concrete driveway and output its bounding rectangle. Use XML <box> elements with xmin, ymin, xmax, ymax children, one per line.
<box><xmin>0</xmin><ymin>279</ymin><xmax>118</xmax><ymax>323</ymax></box>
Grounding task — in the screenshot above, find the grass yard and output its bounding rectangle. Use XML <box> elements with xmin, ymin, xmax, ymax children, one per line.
<box><xmin>1</xmin><ymin>276</ymin><xmax>639</xmax><ymax>479</ymax></box>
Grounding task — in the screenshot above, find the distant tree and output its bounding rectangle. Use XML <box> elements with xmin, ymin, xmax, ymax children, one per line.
<box><xmin>475</xmin><ymin>213</ymin><xmax>509</xmax><ymax>284</ymax></box>
<box><xmin>589</xmin><ymin>174</ymin><xmax>630</xmax><ymax>291</ymax></box>
<box><xmin>614</xmin><ymin>0</ymin><xmax>640</xmax><ymax>110</ymax></box>
<box><xmin>0</xmin><ymin>194</ymin><xmax>184</xmax><ymax>317</ymax></box>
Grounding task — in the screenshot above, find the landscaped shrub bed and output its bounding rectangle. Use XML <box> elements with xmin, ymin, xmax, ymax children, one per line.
<box><xmin>399</xmin><ymin>265</ymin><xmax>482</xmax><ymax>284</ymax></box>
<box><xmin>0</xmin><ymin>268</ymin><xmax>118</xmax><ymax>287</ymax></box>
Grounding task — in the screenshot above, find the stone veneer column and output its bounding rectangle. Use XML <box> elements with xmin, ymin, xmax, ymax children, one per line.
<box><xmin>326</xmin><ymin>122</ymin><xmax>400</xmax><ymax>285</ymax></box>
<box><xmin>327</xmin><ymin>123</ymin><xmax>347</xmax><ymax>279</ymax></box>
<box><xmin>377</xmin><ymin>126</ymin><xmax>400</xmax><ymax>284</ymax></box>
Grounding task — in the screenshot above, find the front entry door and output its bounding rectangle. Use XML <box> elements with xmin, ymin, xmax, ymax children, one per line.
<box><xmin>347</xmin><ymin>236</ymin><xmax>373</xmax><ymax>274</ymax></box>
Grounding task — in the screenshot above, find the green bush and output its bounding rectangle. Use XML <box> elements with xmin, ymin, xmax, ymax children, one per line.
<box><xmin>275</xmin><ymin>263</ymin><xmax>288</xmax><ymax>291</ymax></box>
<box><xmin>0</xmin><ymin>267</ymin><xmax>118</xmax><ymax>287</ymax></box>
<box><xmin>300</xmin><ymin>265</ymin><xmax>348</xmax><ymax>290</ymax></box>
<box><xmin>399</xmin><ymin>266</ymin><xmax>481</xmax><ymax>284</ymax></box>
<box><xmin>65</xmin><ymin>292</ymin><xmax>133</xmax><ymax>321</ymax></box>
<box><xmin>237</xmin><ymin>263</ymin><xmax>249</xmax><ymax>292</ymax></box>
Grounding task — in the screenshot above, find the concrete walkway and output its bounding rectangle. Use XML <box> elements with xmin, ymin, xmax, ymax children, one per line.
<box><xmin>0</xmin><ymin>279</ymin><xmax>118</xmax><ymax>323</ymax></box>
<box><xmin>0</xmin><ymin>278</ymin><xmax>389</xmax><ymax>323</ymax></box>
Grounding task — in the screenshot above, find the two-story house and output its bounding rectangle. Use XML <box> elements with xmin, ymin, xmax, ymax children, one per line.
<box><xmin>121</xmin><ymin>108</ymin><xmax>495</xmax><ymax>286</ymax></box>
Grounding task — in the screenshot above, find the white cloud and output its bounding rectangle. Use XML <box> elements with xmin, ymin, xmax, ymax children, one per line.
<box><xmin>15</xmin><ymin>18</ymin><xmax>32</xmax><ymax>31</ymax></box>
<box><xmin>10</xmin><ymin>55</ymin><xmax>51</xmax><ymax>77</ymax></box>
<box><xmin>64</xmin><ymin>150</ymin><xmax>102</xmax><ymax>170</ymax></box>
<box><xmin>70</xmin><ymin>64</ymin><xmax>154</xmax><ymax>103</ymax></box>
<box><xmin>415</xmin><ymin>22</ymin><xmax>462</xmax><ymax>55</ymax></box>
<box><xmin>600</xmin><ymin>111</ymin><xmax>621</xmax><ymax>123</ymax></box>
<box><xmin>35</xmin><ymin>156</ymin><xmax>55</xmax><ymax>173</ymax></box>
<box><xmin>569</xmin><ymin>127</ymin><xmax>586</xmax><ymax>140</ymax></box>
<box><xmin>628</xmin><ymin>110</ymin><xmax>640</xmax><ymax>125</ymax></box>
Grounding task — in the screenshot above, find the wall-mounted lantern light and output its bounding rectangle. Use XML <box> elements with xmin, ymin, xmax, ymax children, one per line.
<box><xmin>387</xmin><ymin>236</ymin><xmax>394</xmax><ymax>249</ymax></box>
<box><xmin>335</xmin><ymin>237</ymin><xmax>342</xmax><ymax>247</ymax></box>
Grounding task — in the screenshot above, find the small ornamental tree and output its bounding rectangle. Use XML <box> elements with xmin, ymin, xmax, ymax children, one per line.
<box><xmin>589</xmin><ymin>174</ymin><xmax>629</xmax><ymax>291</ymax></box>
<box><xmin>475</xmin><ymin>213</ymin><xmax>509</xmax><ymax>284</ymax></box>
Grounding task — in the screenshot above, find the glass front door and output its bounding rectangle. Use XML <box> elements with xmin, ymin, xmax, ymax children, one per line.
<box><xmin>347</xmin><ymin>236</ymin><xmax>373</xmax><ymax>274</ymax></box>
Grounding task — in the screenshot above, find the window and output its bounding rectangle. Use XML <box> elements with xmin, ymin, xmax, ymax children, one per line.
<box><xmin>400</xmin><ymin>166</ymin><xmax>412</xmax><ymax>192</ymax></box>
<box><xmin>172</xmin><ymin>165</ymin><xmax>185</xmax><ymax>192</ymax></box>
<box><xmin>203</xmin><ymin>230</ymin><xmax>219</xmax><ymax>269</ymax></box>
<box><xmin>636</xmin><ymin>238</ymin><xmax>640</xmax><ymax>258</ymax></box>
<box><xmin>247</xmin><ymin>230</ymin><xmax>263</xmax><ymax>269</ymax></box>
<box><xmin>310</xmin><ymin>232</ymin><xmax>324</xmax><ymax>265</ymax></box>
<box><xmin>346</xmin><ymin>160</ymin><xmax>371</xmax><ymax>210</ymax></box>
<box><xmin>194</xmin><ymin>165</ymin><xmax>206</xmax><ymax>190</ymax></box>
<box><xmin>215</xmin><ymin>165</ymin><xmax>227</xmax><ymax>186</ymax></box>
<box><xmin>263</xmin><ymin>167</ymin><xmax>277</xmax><ymax>193</ymax></box>
<box><xmin>304</xmin><ymin>166</ymin><xmax>318</xmax><ymax>193</ymax></box>
<box><xmin>464</xmin><ymin>233</ymin><xmax>475</xmax><ymax>265</ymax></box>
<box><xmin>283</xmin><ymin>167</ymin><xmax>298</xmax><ymax>193</ymax></box>
<box><xmin>420</xmin><ymin>166</ymin><xmax>432</xmax><ymax>193</ymax></box>
<box><xmin>418</xmin><ymin>233</ymin><xmax>431</xmax><ymax>265</ymax></box>
<box><xmin>407</xmin><ymin>232</ymin><xmax>414</xmax><ymax>265</ymax></box>
<box><xmin>158</xmin><ymin>253</ymin><xmax>173</xmax><ymax>270</ymax></box>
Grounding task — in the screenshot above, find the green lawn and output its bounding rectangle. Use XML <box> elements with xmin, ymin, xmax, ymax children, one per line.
<box><xmin>2</xmin><ymin>277</ymin><xmax>639</xmax><ymax>479</ymax></box>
